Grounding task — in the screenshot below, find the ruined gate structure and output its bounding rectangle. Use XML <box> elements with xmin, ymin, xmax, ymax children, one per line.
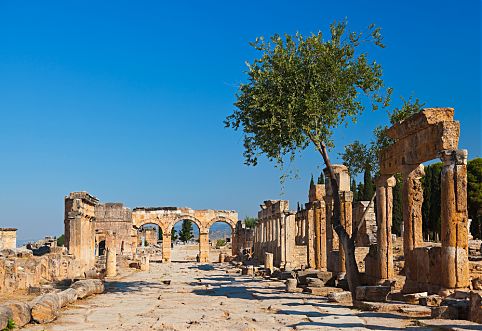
<box><xmin>252</xmin><ymin>108</ymin><xmax>469</xmax><ymax>292</ymax></box>
<box><xmin>64</xmin><ymin>192</ymin><xmax>238</xmax><ymax>272</ymax></box>
<box><xmin>365</xmin><ymin>107</ymin><xmax>468</xmax><ymax>292</ymax></box>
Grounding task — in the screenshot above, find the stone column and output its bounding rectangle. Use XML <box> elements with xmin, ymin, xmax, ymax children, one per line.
<box><xmin>440</xmin><ymin>149</ymin><xmax>469</xmax><ymax>289</ymax></box>
<box><xmin>265</xmin><ymin>252</ymin><xmax>274</xmax><ymax>273</ymax></box>
<box><xmin>306</xmin><ymin>208</ymin><xmax>316</xmax><ymax>268</ymax></box>
<box><xmin>162</xmin><ymin>231</ymin><xmax>171</xmax><ymax>262</ymax></box>
<box><xmin>338</xmin><ymin>191</ymin><xmax>353</xmax><ymax>274</ymax></box>
<box><xmin>402</xmin><ymin>164</ymin><xmax>424</xmax><ymax>284</ymax></box>
<box><xmin>199</xmin><ymin>231</ymin><xmax>209</xmax><ymax>263</ymax></box>
<box><xmin>283</xmin><ymin>212</ymin><xmax>296</xmax><ymax>270</ymax></box>
<box><xmin>317</xmin><ymin>201</ymin><xmax>327</xmax><ymax>270</ymax></box>
<box><xmin>280</xmin><ymin>217</ymin><xmax>286</xmax><ymax>267</ymax></box>
<box><xmin>106</xmin><ymin>232</ymin><xmax>117</xmax><ymax>277</ymax></box>
<box><xmin>376</xmin><ymin>175</ymin><xmax>396</xmax><ymax>281</ymax></box>
<box><xmin>324</xmin><ymin>194</ymin><xmax>334</xmax><ymax>271</ymax></box>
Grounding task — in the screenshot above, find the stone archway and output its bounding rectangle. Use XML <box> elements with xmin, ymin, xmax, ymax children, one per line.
<box><xmin>206</xmin><ymin>217</ymin><xmax>237</xmax><ymax>257</ymax></box>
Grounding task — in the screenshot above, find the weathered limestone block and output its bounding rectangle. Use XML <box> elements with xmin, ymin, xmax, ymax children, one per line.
<box><xmin>380</xmin><ymin>108</ymin><xmax>459</xmax><ymax>175</ymax></box>
<box><xmin>356</xmin><ymin>286</ymin><xmax>391</xmax><ymax>302</ymax></box>
<box><xmin>0</xmin><ymin>306</ymin><xmax>13</xmax><ymax>330</ymax></box>
<box><xmin>469</xmin><ymin>291</ymin><xmax>482</xmax><ymax>323</ymax></box>
<box><xmin>306</xmin><ymin>277</ymin><xmax>324</xmax><ymax>288</ymax></box>
<box><xmin>286</xmin><ymin>278</ymin><xmax>298</xmax><ymax>293</ymax></box>
<box><xmin>327</xmin><ymin>291</ymin><xmax>352</xmax><ymax>304</ymax></box>
<box><xmin>6</xmin><ymin>302</ymin><xmax>31</xmax><ymax>327</ymax></box>
<box><xmin>420</xmin><ymin>295</ymin><xmax>443</xmax><ymax>307</ymax></box>
<box><xmin>30</xmin><ymin>293</ymin><xmax>61</xmax><ymax>323</ymax></box>
<box><xmin>106</xmin><ymin>248</ymin><xmax>117</xmax><ymax>277</ymax></box>
<box><xmin>403</xmin><ymin>292</ymin><xmax>428</xmax><ymax>304</ymax></box>
<box><xmin>71</xmin><ymin>279</ymin><xmax>104</xmax><ymax>299</ymax></box>
<box><xmin>307</xmin><ymin>286</ymin><xmax>343</xmax><ymax>296</ymax></box>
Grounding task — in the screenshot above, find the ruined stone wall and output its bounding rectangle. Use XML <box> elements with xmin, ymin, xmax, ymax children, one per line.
<box><xmin>254</xmin><ymin>200</ymin><xmax>298</xmax><ymax>269</ymax></box>
<box><xmin>0</xmin><ymin>251</ymin><xmax>81</xmax><ymax>294</ymax></box>
<box><xmin>353</xmin><ymin>201</ymin><xmax>377</xmax><ymax>247</ymax></box>
<box><xmin>233</xmin><ymin>222</ymin><xmax>254</xmax><ymax>255</ymax></box>
<box><xmin>64</xmin><ymin>192</ymin><xmax>97</xmax><ymax>273</ymax></box>
<box><xmin>95</xmin><ymin>203</ymin><xmax>135</xmax><ymax>256</ymax></box>
<box><xmin>0</xmin><ymin>228</ymin><xmax>17</xmax><ymax>250</ymax></box>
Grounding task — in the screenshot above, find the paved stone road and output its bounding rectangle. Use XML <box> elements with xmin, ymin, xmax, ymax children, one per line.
<box><xmin>23</xmin><ymin>256</ymin><xmax>433</xmax><ymax>331</ymax></box>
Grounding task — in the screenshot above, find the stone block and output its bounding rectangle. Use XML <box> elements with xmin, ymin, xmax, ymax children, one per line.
<box><xmin>327</xmin><ymin>291</ymin><xmax>352</xmax><ymax>304</ymax></box>
<box><xmin>356</xmin><ymin>286</ymin><xmax>391</xmax><ymax>302</ymax></box>
<box><xmin>306</xmin><ymin>277</ymin><xmax>324</xmax><ymax>288</ymax></box>
<box><xmin>306</xmin><ymin>286</ymin><xmax>343</xmax><ymax>296</ymax></box>
<box><xmin>419</xmin><ymin>295</ymin><xmax>443</xmax><ymax>307</ymax></box>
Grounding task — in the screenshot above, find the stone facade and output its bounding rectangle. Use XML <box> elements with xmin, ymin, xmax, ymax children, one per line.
<box><xmin>0</xmin><ymin>252</ymin><xmax>81</xmax><ymax>294</ymax></box>
<box><xmin>65</xmin><ymin>192</ymin><xmax>238</xmax><ymax>264</ymax></box>
<box><xmin>352</xmin><ymin>202</ymin><xmax>377</xmax><ymax>247</ymax></box>
<box><xmin>253</xmin><ymin>200</ymin><xmax>298</xmax><ymax>269</ymax></box>
<box><xmin>233</xmin><ymin>221</ymin><xmax>254</xmax><ymax>257</ymax></box>
<box><xmin>0</xmin><ymin>228</ymin><xmax>17</xmax><ymax>250</ymax></box>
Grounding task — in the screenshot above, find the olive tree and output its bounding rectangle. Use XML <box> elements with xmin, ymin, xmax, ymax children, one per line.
<box><xmin>225</xmin><ymin>20</ymin><xmax>392</xmax><ymax>296</ymax></box>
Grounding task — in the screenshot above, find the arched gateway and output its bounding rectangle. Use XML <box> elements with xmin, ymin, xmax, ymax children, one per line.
<box><xmin>132</xmin><ymin>207</ymin><xmax>238</xmax><ymax>262</ymax></box>
<box><xmin>63</xmin><ymin>192</ymin><xmax>238</xmax><ymax>270</ymax></box>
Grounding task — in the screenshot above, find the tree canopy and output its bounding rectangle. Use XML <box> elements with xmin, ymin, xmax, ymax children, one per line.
<box><xmin>179</xmin><ymin>220</ymin><xmax>193</xmax><ymax>243</ymax></box>
<box><xmin>225</xmin><ymin>20</ymin><xmax>392</xmax><ymax>169</ymax></box>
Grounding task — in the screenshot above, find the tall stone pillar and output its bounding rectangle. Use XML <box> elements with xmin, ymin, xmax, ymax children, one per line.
<box><xmin>162</xmin><ymin>231</ymin><xmax>171</xmax><ymax>262</ymax></box>
<box><xmin>314</xmin><ymin>201</ymin><xmax>327</xmax><ymax>270</ymax></box>
<box><xmin>402</xmin><ymin>164</ymin><xmax>424</xmax><ymax>283</ymax></box>
<box><xmin>324</xmin><ymin>194</ymin><xmax>334</xmax><ymax>271</ymax></box>
<box><xmin>283</xmin><ymin>212</ymin><xmax>296</xmax><ymax>270</ymax></box>
<box><xmin>376</xmin><ymin>175</ymin><xmax>396</xmax><ymax>281</ymax></box>
<box><xmin>338</xmin><ymin>191</ymin><xmax>353</xmax><ymax>274</ymax></box>
<box><xmin>306</xmin><ymin>208</ymin><xmax>316</xmax><ymax>268</ymax></box>
<box><xmin>280</xmin><ymin>216</ymin><xmax>286</xmax><ymax>267</ymax></box>
<box><xmin>440</xmin><ymin>149</ymin><xmax>469</xmax><ymax>289</ymax></box>
<box><xmin>199</xmin><ymin>231</ymin><xmax>209</xmax><ymax>263</ymax></box>
<box><xmin>106</xmin><ymin>231</ymin><xmax>117</xmax><ymax>277</ymax></box>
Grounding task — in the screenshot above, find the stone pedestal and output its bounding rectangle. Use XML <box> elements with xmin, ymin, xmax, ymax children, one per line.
<box><xmin>162</xmin><ymin>232</ymin><xmax>171</xmax><ymax>262</ymax></box>
<box><xmin>402</xmin><ymin>164</ymin><xmax>425</xmax><ymax>283</ymax></box>
<box><xmin>440</xmin><ymin>149</ymin><xmax>469</xmax><ymax>289</ymax></box>
<box><xmin>376</xmin><ymin>175</ymin><xmax>396</xmax><ymax>281</ymax></box>
<box><xmin>106</xmin><ymin>248</ymin><xmax>116</xmax><ymax>277</ymax></box>
<box><xmin>140</xmin><ymin>255</ymin><xmax>150</xmax><ymax>271</ymax></box>
<box><xmin>199</xmin><ymin>232</ymin><xmax>209</xmax><ymax>263</ymax></box>
<box><xmin>264</xmin><ymin>252</ymin><xmax>273</xmax><ymax>273</ymax></box>
<box><xmin>338</xmin><ymin>191</ymin><xmax>353</xmax><ymax>275</ymax></box>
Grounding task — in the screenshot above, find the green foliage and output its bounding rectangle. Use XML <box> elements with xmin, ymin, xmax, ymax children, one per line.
<box><xmin>56</xmin><ymin>234</ymin><xmax>65</xmax><ymax>247</ymax></box>
<box><xmin>392</xmin><ymin>174</ymin><xmax>403</xmax><ymax>235</ymax></box>
<box><xmin>215</xmin><ymin>239</ymin><xmax>226</xmax><ymax>248</ymax></box>
<box><xmin>171</xmin><ymin>229</ymin><xmax>178</xmax><ymax>241</ymax></box>
<box><xmin>468</xmin><ymin>158</ymin><xmax>482</xmax><ymax>238</ymax></box>
<box><xmin>158</xmin><ymin>228</ymin><xmax>163</xmax><ymax>240</ymax></box>
<box><xmin>340</xmin><ymin>140</ymin><xmax>377</xmax><ymax>177</ymax></box>
<box><xmin>244</xmin><ymin>216</ymin><xmax>258</xmax><ymax>229</ymax></box>
<box><xmin>310</xmin><ymin>174</ymin><xmax>315</xmax><ymax>187</ymax></box>
<box><xmin>225</xmin><ymin>20</ymin><xmax>392</xmax><ymax>171</ymax></box>
<box><xmin>317</xmin><ymin>172</ymin><xmax>325</xmax><ymax>184</ymax></box>
<box><xmin>362</xmin><ymin>167</ymin><xmax>375</xmax><ymax>201</ymax></box>
<box><xmin>351</xmin><ymin>179</ymin><xmax>358</xmax><ymax>201</ymax></box>
<box><xmin>178</xmin><ymin>220</ymin><xmax>193</xmax><ymax>243</ymax></box>
<box><xmin>422</xmin><ymin>163</ymin><xmax>442</xmax><ymax>238</ymax></box>
<box><xmin>388</xmin><ymin>96</ymin><xmax>425</xmax><ymax>125</ymax></box>
<box><xmin>2</xmin><ymin>318</ymin><xmax>16</xmax><ymax>331</ymax></box>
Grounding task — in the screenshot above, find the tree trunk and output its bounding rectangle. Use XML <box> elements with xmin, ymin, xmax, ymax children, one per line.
<box><xmin>317</xmin><ymin>141</ymin><xmax>361</xmax><ymax>298</ymax></box>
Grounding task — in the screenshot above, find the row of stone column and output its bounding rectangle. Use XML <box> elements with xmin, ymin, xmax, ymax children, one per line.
<box><xmin>373</xmin><ymin>149</ymin><xmax>469</xmax><ymax>290</ymax></box>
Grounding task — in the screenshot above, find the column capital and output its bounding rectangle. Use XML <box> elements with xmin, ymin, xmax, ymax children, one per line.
<box><xmin>401</xmin><ymin>164</ymin><xmax>425</xmax><ymax>178</ymax></box>
<box><xmin>375</xmin><ymin>175</ymin><xmax>396</xmax><ymax>188</ymax></box>
<box><xmin>439</xmin><ymin>149</ymin><xmax>468</xmax><ymax>165</ymax></box>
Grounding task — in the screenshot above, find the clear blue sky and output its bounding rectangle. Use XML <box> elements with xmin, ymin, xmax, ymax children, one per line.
<box><xmin>0</xmin><ymin>1</ymin><xmax>480</xmax><ymax>241</ymax></box>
